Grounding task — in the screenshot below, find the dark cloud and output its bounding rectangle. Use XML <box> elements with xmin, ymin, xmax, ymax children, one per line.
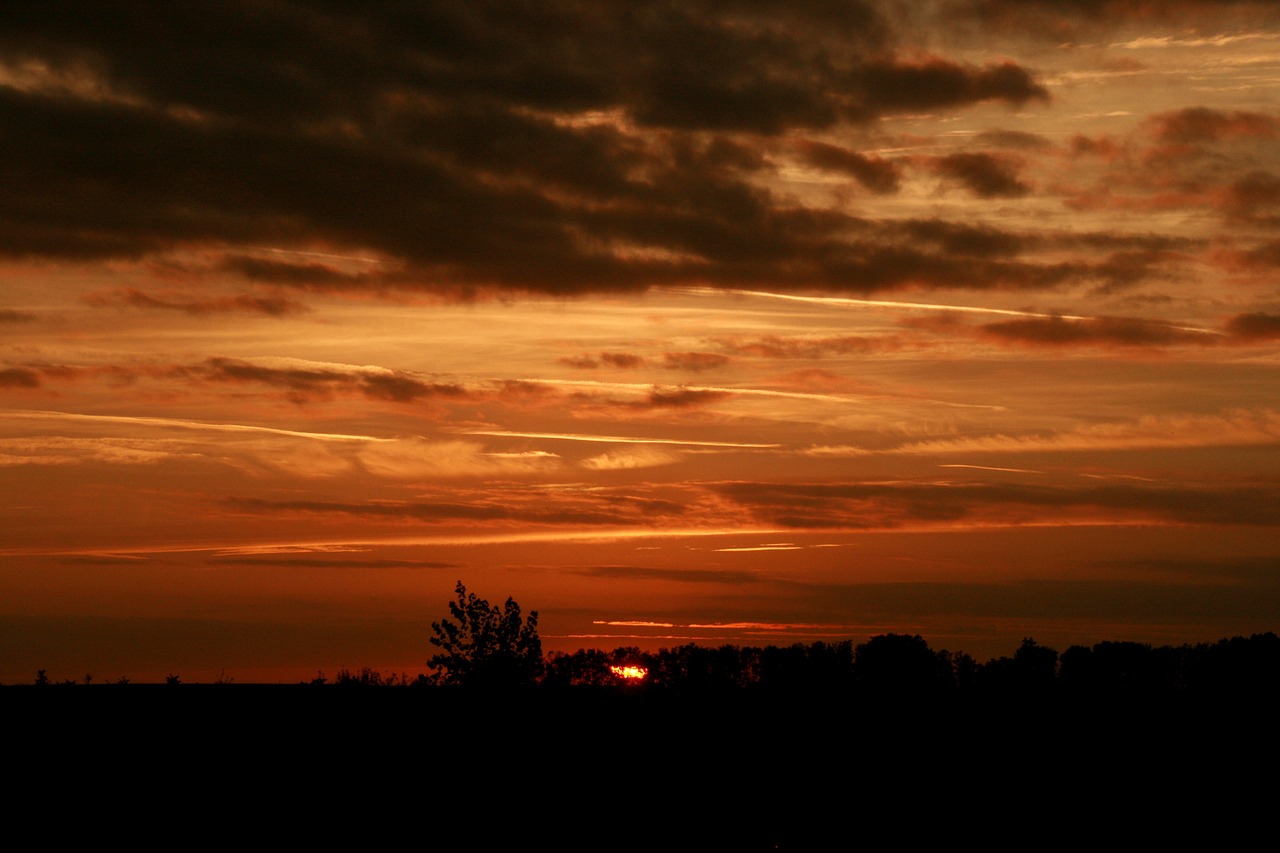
<box><xmin>640</xmin><ymin>387</ymin><xmax>731</xmax><ymax>408</ymax></box>
<box><xmin>1235</xmin><ymin>240</ymin><xmax>1280</xmax><ymax>268</ymax></box>
<box><xmin>663</xmin><ymin>352</ymin><xmax>731</xmax><ymax>371</ymax></box>
<box><xmin>1069</xmin><ymin>134</ymin><xmax>1122</xmax><ymax>161</ymax></box>
<box><xmin>85</xmin><ymin>288</ymin><xmax>309</xmax><ymax>316</ymax></box>
<box><xmin>975</xmin><ymin>129</ymin><xmax>1053</xmax><ymax>150</ymax></box>
<box><xmin>0</xmin><ymin>367</ymin><xmax>41</xmax><ymax>388</ymax></box>
<box><xmin>577</xmin><ymin>566</ymin><xmax>762</xmax><ymax>584</ymax></box>
<box><xmin>934</xmin><ymin>152</ymin><xmax>1030</xmax><ymax>198</ymax></box>
<box><xmin>955</xmin><ymin>0</ymin><xmax>1280</xmax><ymax>38</ymax></box>
<box><xmin>719</xmin><ymin>335</ymin><xmax>898</xmax><ymax>359</ymax></box>
<box><xmin>1152</xmin><ymin>107</ymin><xmax>1280</xmax><ymax>143</ymax></box>
<box><xmin>980</xmin><ymin>315</ymin><xmax>1212</xmax><ymax>347</ymax></box>
<box><xmin>559</xmin><ymin>355</ymin><xmax>601</xmax><ymax>369</ymax></box>
<box><xmin>0</xmin><ymin>310</ymin><xmax>36</xmax><ymax>323</ymax></box>
<box><xmin>221</xmin><ymin>256</ymin><xmax>375</xmax><ymax>289</ymax></box>
<box><xmin>210</xmin><ymin>556</ymin><xmax>458</xmax><ymax>569</ymax></box>
<box><xmin>714</xmin><ymin>480</ymin><xmax>1280</xmax><ymax>529</ymax></box>
<box><xmin>852</xmin><ymin>59</ymin><xmax>1047</xmax><ymax>117</ymax></box>
<box><xmin>899</xmin><ymin>219</ymin><xmax>1028</xmax><ymax>257</ymax></box>
<box><xmin>560</xmin><ymin>352</ymin><xmax>649</xmax><ymax>369</ymax></box>
<box><xmin>1225</xmin><ymin>312</ymin><xmax>1280</xmax><ymax>341</ymax></box>
<box><xmin>198</xmin><ymin>357</ymin><xmax>465</xmax><ymax>403</ymax></box>
<box><xmin>785</xmin><ymin>576</ymin><xmax>1278</xmax><ymax>623</ymax></box>
<box><xmin>0</xmin><ymin>2</ymin><xmax>1056</xmax><ymax>296</ymax></box>
<box><xmin>600</xmin><ymin>353</ymin><xmax>647</xmax><ymax>369</ymax></box>
<box><xmin>1224</xmin><ymin>171</ymin><xmax>1280</xmax><ymax>222</ymax></box>
<box><xmin>797</xmin><ymin>140</ymin><xmax>900</xmax><ymax>193</ymax></box>
<box><xmin>225</xmin><ymin>491</ymin><xmax>682</xmax><ymax>527</ymax></box>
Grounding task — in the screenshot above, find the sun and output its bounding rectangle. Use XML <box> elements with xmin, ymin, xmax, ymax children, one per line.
<box><xmin>610</xmin><ymin>665</ymin><xmax>649</xmax><ymax>682</ymax></box>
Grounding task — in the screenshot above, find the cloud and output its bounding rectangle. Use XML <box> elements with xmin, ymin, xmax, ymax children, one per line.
<box><xmin>581</xmin><ymin>447</ymin><xmax>682</xmax><ymax>471</ymax></box>
<box><xmin>356</xmin><ymin>438</ymin><xmax>556</xmax><ymax>478</ymax></box>
<box><xmin>0</xmin><ymin>408</ymin><xmax>394</xmax><ymax>443</ymax></box>
<box><xmin>796</xmin><ymin>140</ymin><xmax>900</xmax><ymax>193</ymax></box>
<box><xmin>0</xmin><ymin>4</ymin><xmax>1055</xmax><ymax>296</ymax></box>
<box><xmin>221</xmin><ymin>256</ymin><xmax>377</xmax><ymax>288</ymax></box>
<box><xmin>717</xmin><ymin>334</ymin><xmax>904</xmax><ymax>358</ymax></box>
<box><xmin>0</xmin><ymin>436</ymin><xmax>198</xmax><ymax>467</ymax></box>
<box><xmin>898</xmin><ymin>408</ymin><xmax>1280</xmax><ymax>455</ymax></box>
<box><xmin>980</xmin><ymin>315</ymin><xmax>1215</xmax><ymax>347</ymax></box>
<box><xmin>558</xmin><ymin>352</ymin><xmax>651</xmax><ymax>369</ymax></box>
<box><xmin>663</xmin><ymin>352</ymin><xmax>731</xmax><ymax>372</ymax></box>
<box><xmin>197</xmin><ymin>357</ymin><xmax>467</xmax><ymax>404</ymax></box>
<box><xmin>0</xmin><ymin>309</ymin><xmax>36</xmax><ymax>323</ymax></box>
<box><xmin>934</xmin><ymin>152</ymin><xmax>1030</xmax><ymax>198</ymax></box>
<box><xmin>852</xmin><ymin>58</ymin><xmax>1048</xmax><ymax>117</ymax></box>
<box><xmin>974</xmin><ymin>129</ymin><xmax>1053</xmax><ymax>150</ymax></box>
<box><xmin>1151</xmin><ymin>107</ymin><xmax>1280</xmax><ymax>143</ymax></box>
<box><xmin>210</xmin><ymin>556</ymin><xmax>458</xmax><ymax>569</ymax></box>
<box><xmin>85</xmin><ymin>288</ymin><xmax>309</xmax><ymax>316</ymax></box>
<box><xmin>634</xmin><ymin>386</ymin><xmax>731</xmax><ymax>409</ymax></box>
<box><xmin>714</xmin><ymin>477</ymin><xmax>1280</xmax><ymax>530</ymax></box>
<box><xmin>1225</xmin><ymin>312</ymin><xmax>1280</xmax><ymax>341</ymax></box>
<box><xmin>226</xmin><ymin>483</ymin><xmax>690</xmax><ymax>527</ymax></box>
<box><xmin>457</xmin><ymin>428</ymin><xmax>779</xmax><ymax>449</ymax></box>
<box><xmin>954</xmin><ymin>0</ymin><xmax>1280</xmax><ymax>38</ymax></box>
<box><xmin>1223</xmin><ymin>171</ymin><xmax>1280</xmax><ymax>222</ymax></box>
<box><xmin>1230</xmin><ymin>240</ymin><xmax>1280</xmax><ymax>268</ymax></box>
<box><xmin>0</xmin><ymin>367</ymin><xmax>41</xmax><ymax>388</ymax></box>
<box><xmin>577</xmin><ymin>566</ymin><xmax>761</xmax><ymax>584</ymax></box>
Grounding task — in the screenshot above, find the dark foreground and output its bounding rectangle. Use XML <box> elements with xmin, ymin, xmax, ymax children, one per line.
<box><xmin>5</xmin><ymin>684</ymin><xmax>1275</xmax><ymax>850</ymax></box>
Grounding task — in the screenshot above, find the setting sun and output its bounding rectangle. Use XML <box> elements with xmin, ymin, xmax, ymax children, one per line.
<box><xmin>610</xmin><ymin>666</ymin><xmax>650</xmax><ymax>682</ymax></box>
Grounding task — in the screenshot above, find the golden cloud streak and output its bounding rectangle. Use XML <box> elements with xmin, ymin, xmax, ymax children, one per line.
<box><xmin>2</xmin><ymin>409</ymin><xmax>394</xmax><ymax>443</ymax></box>
<box><xmin>4</xmin><ymin>526</ymin><xmax>791</xmax><ymax>558</ymax></box>
<box><xmin>457</xmin><ymin>428</ymin><xmax>780</xmax><ymax>448</ymax></box>
<box><xmin>521</xmin><ymin>377</ymin><xmax>855</xmax><ymax>403</ymax></box>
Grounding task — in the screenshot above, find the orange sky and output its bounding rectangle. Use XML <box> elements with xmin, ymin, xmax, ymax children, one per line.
<box><xmin>2</xmin><ymin>1</ymin><xmax>1278</xmax><ymax>682</ymax></box>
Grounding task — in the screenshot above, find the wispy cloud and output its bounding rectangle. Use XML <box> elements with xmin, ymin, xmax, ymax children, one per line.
<box><xmin>457</xmin><ymin>428</ymin><xmax>779</xmax><ymax>449</ymax></box>
<box><xmin>0</xmin><ymin>409</ymin><xmax>394</xmax><ymax>443</ymax></box>
<box><xmin>899</xmin><ymin>409</ymin><xmax>1280</xmax><ymax>455</ymax></box>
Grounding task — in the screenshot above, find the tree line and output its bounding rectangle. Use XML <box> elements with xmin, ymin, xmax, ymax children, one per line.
<box><xmin>11</xmin><ymin>582</ymin><xmax>1279</xmax><ymax>697</ymax></box>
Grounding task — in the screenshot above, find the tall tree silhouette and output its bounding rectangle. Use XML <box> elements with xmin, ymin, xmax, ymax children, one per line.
<box><xmin>427</xmin><ymin>581</ymin><xmax>542</xmax><ymax>687</ymax></box>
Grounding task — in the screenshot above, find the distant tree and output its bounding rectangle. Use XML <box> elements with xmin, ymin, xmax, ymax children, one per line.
<box><xmin>852</xmin><ymin>634</ymin><xmax>953</xmax><ymax>696</ymax></box>
<box><xmin>427</xmin><ymin>581</ymin><xmax>542</xmax><ymax>688</ymax></box>
<box><xmin>544</xmin><ymin>648</ymin><xmax>613</xmax><ymax>687</ymax></box>
<box><xmin>334</xmin><ymin>667</ymin><xmax>390</xmax><ymax>687</ymax></box>
<box><xmin>979</xmin><ymin>637</ymin><xmax>1058</xmax><ymax>695</ymax></box>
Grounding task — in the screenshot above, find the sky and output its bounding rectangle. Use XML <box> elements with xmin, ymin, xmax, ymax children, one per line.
<box><xmin>2</xmin><ymin>1</ymin><xmax>1279</xmax><ymax>682</ymax></box>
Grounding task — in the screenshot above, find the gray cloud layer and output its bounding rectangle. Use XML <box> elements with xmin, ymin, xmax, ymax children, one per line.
<box><xmin>0</xmin><ymin>1</ymin><xmax>1060</xmax><ymax>295</ymax></box>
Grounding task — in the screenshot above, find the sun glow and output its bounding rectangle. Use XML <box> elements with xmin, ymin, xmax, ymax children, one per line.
<box><xmin>610</xmin><ymin>665</ymin><xmax>649</xmax><ymax>681</ymax></box>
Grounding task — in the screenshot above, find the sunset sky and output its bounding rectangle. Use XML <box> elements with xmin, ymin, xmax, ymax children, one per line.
<box><xmin>2</xmin><ymin>1</ymin><xmax>1278</xmax><ymax>682</ymax></box>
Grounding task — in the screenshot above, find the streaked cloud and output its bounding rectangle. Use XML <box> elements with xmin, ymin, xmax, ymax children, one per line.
<box><xmin>581</xmin><ymin>447</ymin><xmax>682</xmax><ymax>471</ymax></box>
<box><xmin>457</xmin><ymin>428</ymin><xmax>780</xmax><ymax>449</ymax></box>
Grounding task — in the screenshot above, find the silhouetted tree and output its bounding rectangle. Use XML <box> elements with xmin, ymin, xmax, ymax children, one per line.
<box><xmin>755</xmin><ymin>641</ymin><xmax>856</xmax><ymax>693</ymax></box>
<box><xmin>979</xmin><ymin>637</ymin><xmax>1058</xmax><ymax>695</ymax></box>
<box><xmin>428</xmin><ymin>581</ymin><xmax>542</xmax><ymax>687</ymax></box>
<box><xmin>1186</xmin><ymin>632</ymin><xmax>1280</xmax><ymax>698</ymax></box>
<box><xmin>544</xmin><ymin>647</ymin><xmax>651</xmax><ymax>687</ymax></box>
<box><xmin>852</xmin><ymin>634</ymin><xmax>953</xmax><ymax>696</ymax></box>
<box><xmin>335</xmin><ymin>667</ymin><xmax>386</xmax><ymax>687</ymax></box>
